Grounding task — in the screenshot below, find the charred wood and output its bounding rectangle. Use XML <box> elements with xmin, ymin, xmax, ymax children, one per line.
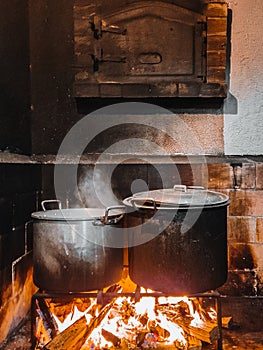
<box><xmin>43</xmin><ymin>300</ymin><xmax>114</xmax><ymax>350</ymax></box>
<box><xmin>36</xmin><ymin>299</ymin><xmax>58</xmax><ymax>339</ymax></box>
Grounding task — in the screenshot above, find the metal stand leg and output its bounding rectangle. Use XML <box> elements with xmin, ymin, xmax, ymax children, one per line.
<box><xmin>215</xmin><ymin>294</ymin><xmax>223</xmax><ymax>350</ymax></box>
<box><xmin>31</xmin><ymin>293</ymin><xmax>38</xmax><ymax>350</ymax></box>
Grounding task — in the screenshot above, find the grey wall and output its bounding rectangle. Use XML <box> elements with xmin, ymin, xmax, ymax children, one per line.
<box><xmin>224</xmin><ymin>0</ymin><xmax>263</xmax><ymax>155</ymax></box>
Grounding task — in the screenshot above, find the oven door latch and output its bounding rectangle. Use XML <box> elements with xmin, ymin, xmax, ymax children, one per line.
<box><xmin>91</xmin><ymin>15</ymin><xmax>127</xmax><ymax>39</ymax></box>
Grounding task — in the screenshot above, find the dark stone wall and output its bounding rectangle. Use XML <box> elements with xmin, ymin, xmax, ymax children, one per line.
<box><xmin>0</xmin><ymin>0</ymin><xmax>31</xmax><ymax>154</ymax></box>
<box><xmin>0</xmin><ymin>163</ymin><xmax>41</xmax><ymax>291</ymax></box>
<box><xmin>0</xmin><ymin>163</ymin><xmax>41</xmax><ymax>343</ymax></box>
<box><xmin>29</xmin><ymin>0</ymin><xmax>78</xmax><ymax>155</ymax></box>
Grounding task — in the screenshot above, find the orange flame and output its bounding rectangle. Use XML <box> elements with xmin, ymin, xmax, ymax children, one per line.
<box><xmin>35</xmin><ymin>292</ymin><xmax>218</xmax><ymax>350</ymax></box>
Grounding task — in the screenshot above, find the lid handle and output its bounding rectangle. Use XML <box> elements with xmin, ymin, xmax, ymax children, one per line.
<box><xmin>130</xmin><ymin>198</ymin><xmax>157</xmax><ymax>212</ymax></box>
<box><xmin>41</xmin><ymin>199</ymin><xmax>62</xmax><ymax>211</ymax></box>
<box><xmin>173</xmin><ymin>185</ymin><xmax>187</xmax><ymax>192</ymax></box>
<box><xmin>187</xmin><ymin>186</ymin><xmax>205</xmax><ymax>190</ymax></box>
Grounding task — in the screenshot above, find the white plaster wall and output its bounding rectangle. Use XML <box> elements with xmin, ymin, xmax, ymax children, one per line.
<box><xmin>224</xmin><ymin>0</ymin><xmax>263</xmax><ymax>155</ymax></box>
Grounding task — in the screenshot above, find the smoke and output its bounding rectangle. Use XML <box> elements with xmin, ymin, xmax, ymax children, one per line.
<box><xmin>77</xmin><ymin>165</ymin><xmax>121</xmax><ymax>208</ymax></box>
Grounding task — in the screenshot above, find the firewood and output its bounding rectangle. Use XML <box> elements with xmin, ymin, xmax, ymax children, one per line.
<box><xmin>136</xmin><ymin>331</ymin><xmax>148</xmax><ymax>347</ymax></box>
<box><xmin>35</xmin><ymin>317</ymin><xmax>51</xmax><ymax>346</ymax></box>
<box><xmin>119</xmin><ymin>338</ymin><xmax>132</xmax><ymax>350</ymax></box>
<box><xmin>37</xmin><ymin>299</ymin><xmax>58</xmax><ymax>338</ymax></box>
<box><xmin>138</xmin><ymin>313</ymin><xmax>148</xmax><ymax>326</ymax></box>
<box><xmin>148</xmin><ymin>320</ymin><xmax>170</xmax><ymax>340</ymax></box>
<box><xmin>187</xmin><ymin>335</ymin><xmax>202</xmax><ymax>350</ymax></box>
<box><xmin>43</xmin><ymin>315</ymin><xmax>89</xmax><ymax>350</ymax></box>
<box><xmin>157</xmin><ymin>343</ymin><xmax>182</xmax><ymax>350</ymax></box>
<box><xmin>222</xmin><ymin>316</ymin><xmax>233</xmax><ymax>329</ymax></box>
<box><xmin>43</xmin><ymin>300</ymin><xmax>114</xmax><ymax>350</ymax></box>
<box><xmin>101</xmin><ymin>328</ymin><xmax>121</xmax><ymax>347</ymax></box>
<box><xmin>177</xmin><ymin>320</ymin><xmax>219</xmax><ymax>344</ymax></box>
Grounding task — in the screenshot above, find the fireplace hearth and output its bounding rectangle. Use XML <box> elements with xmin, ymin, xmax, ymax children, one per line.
<box><xmin>30</xmin><ymin>287</ymin><xmax>223</xmax><ymax>350</ymax></box>
<box><xmin>2</xmin><ymin>296</ymin><xmax>263</xmax><ymax>350</ymax></box>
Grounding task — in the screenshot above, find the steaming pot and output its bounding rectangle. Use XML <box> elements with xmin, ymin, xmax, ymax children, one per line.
<box><xmin>31</xmin><ymin>200</ymin><xmax>125</xmax><ymax>292</ymax></box>
<box><xmin>124</xmin><ymin>185</ymin><xmax>230</xmax><ymax>295</ymax></box>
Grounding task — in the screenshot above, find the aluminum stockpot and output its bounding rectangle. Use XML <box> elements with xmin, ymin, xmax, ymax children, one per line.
<box><xmin>31</xmin><ymin>200</ymin><xmax>125</xmax><ymax>292</ymax></box>
<box><xmin>123</xmin><ymin>185</ymin><xmax>230</xmax><ymax>295</ymax></box>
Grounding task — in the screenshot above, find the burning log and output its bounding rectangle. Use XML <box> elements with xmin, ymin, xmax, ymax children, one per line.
<box><xmin>35</xmin><ymin>293</ymin><xmax>222</xmax><ymax>350</ymax></box>
<box><xmin>222</xmin><ymin>316</ymin><xmax>233</xmax><ymax>329</ymax></box>
<box><xmin>135</xmin><ymin>331</ymin><xmax>147</xmax><ymax>347</ymax></box>
<box><xmin>43</xmin><ymin>301</ymin><xmax>114</xmax><ymax>350</ymax></box>
<box><xmin>177</xmin><ymin>320</ymin><xmax>219</xmax><ymax>344</ymax></box>
<box><xmin>101</xmin><ymin>328</ymin><xmax>121</xmax><ymax>347</ymax></box>
<box><xmin>148</xmin><ymin>320</ymin><xmax>170</xmax><ymax>340</ymax></box>
<box><xmin>43</xmin><ymin>315</ymin><xmax>89</xmax><ymax>350</ymax></box>
<box><xmin>36</xmin><ymin>299</ymin><xmax>58</xmax><ymax>338</ymax></box>
<box><xmin>187</xmin><ymin>335</ymin><xmax>202</xmax><ymax>350</ymax></box>
<box><xmin>35</xmin><ymin>317</ymin><xmax>52</xmax><ymax>346</ymax></box>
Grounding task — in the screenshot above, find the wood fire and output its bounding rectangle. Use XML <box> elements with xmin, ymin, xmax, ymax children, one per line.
<box><xmin>34</xmin><ymin>288</ymin><xmax>223</xmax><ymax>350</ymax></box>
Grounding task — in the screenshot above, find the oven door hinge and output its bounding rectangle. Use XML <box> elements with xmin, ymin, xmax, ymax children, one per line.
<box><xmin>196</xmin><ymin>20</ymin><xmax>207</xmax><ymax>82</ymax></box>
<box><xmin>91</xmin><ymin>47</ymin><xmax>126</xmax><ymax>72</ymax></box>
<box><xmin>91</xmin><ymin>15</ymin><xmax>127</xmax><ymax>39</ymax></box>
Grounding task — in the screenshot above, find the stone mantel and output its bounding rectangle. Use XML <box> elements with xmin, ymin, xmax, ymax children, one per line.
<box><xmin>0</xmin><ymin>153</ymin><xmax>262</xmax><ymax>165</ymax></box>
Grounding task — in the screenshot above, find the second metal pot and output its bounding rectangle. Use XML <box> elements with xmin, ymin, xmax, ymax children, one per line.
<box><xmin>124</xmin><ymin>185</ymin><xmax>230</xmax><ymax>295</ymax></box>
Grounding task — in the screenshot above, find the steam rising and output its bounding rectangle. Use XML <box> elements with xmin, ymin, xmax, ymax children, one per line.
<box><xmin>77</xmin><ymin>165</ymin><xmax>120</xmax><ymax>208</ymax></box>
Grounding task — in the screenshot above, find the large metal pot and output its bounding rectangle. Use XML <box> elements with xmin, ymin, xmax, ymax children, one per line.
<box><xmin>31</xmin><ymin>200</ymin><xmax>125</xmax><ymax>292</ymax></box>
<box><xmin>124</xmin><ymin>185</ymin><xmax>230</xmax><ymax>295</ymax></box>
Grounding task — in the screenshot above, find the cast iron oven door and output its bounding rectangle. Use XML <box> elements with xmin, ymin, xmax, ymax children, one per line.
<box><xmin>73</xmin><ymin>1</ymin><xmax>225</xmax><ymax>98</ymax></box>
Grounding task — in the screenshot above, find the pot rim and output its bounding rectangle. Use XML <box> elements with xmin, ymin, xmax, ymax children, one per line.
<box><xmin>123</xmin><ymin>185</ymin><xmax>230</xmax><ymax>210</ymax></box>
<box><xmin>31</xmin><ymin>207</ymin><xmax>125</xmax><ymax>221</ymax></box>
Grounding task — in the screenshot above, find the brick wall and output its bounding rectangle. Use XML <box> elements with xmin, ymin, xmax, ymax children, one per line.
<box><xmin>210</xmin><ymin>161</ymin><xmax>263</xmax><ymax>296</ymax></box>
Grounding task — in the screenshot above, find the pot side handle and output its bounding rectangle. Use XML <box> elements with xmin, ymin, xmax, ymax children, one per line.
<box><xmin>101</xmin><ymin>205</ymin><xmax>126</xmax><ymax>225</ymax></box>
<box><xmin>41</xmin><ymin>199</ymin><xmax>62</xmax><ymax>211</ymax></box>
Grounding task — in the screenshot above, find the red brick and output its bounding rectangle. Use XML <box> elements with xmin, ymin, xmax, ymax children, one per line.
<box><xmin>207</xmin><ymin>50</ymin><xmax>226</xmax><ymax>67</ymax></box>
<box><xmin>207</xmin><ymin>68</ymin><xmax>226</xmax><ymax>83</ymax></box>
<box><xmin>207</xmin><ymin>163</ymin><xmax>233</xmax><ymax>189</ymax></box>
<box><xmin>256</xmin><ymin>218</ymin><xmax>263</xmax><ymax>242</ymax></box>
<box><xmin>258</xmin><ymin>272</ymin><xmax>263</xmax><ymax>296</ymax></box>
<box><xmin>207</xmin><ymin>36</ymin><xmax>227</xmax><ymax>51</ymax></box>
<box><xmin>228</xmin><ymin>243</ymin><xmax>255</xmax><ymax>270</ymax></box>
<box><xmin>204</xmin><ymin>0</ymin><xmax>227</xmax><ymax>3</ymax></box>
<box><xmin>249</xmin><ymin>243</ymin><xmax>263</xmax><ymax>271</ymax></box>
<box><xmin>256</xmin><ymin>163</ymin><xmax>263</xmax><ymax>189</ymax></box>
<box><xmin>228</xmin><ymin>190</ymin><xmax>263</xmax><ymax>216</ymax></box>
<box><xmin>227</xmin><ymin>217</ymin><xmax>255</xmax><ymax>243</ymax></box>
<box><xmin>218</xmin><ymin>270</ymin><xmax>257</xmax><ymax>296</ymax></box>
<box><xmin>206</xmin><ymin>3</ymin><xmax>228</xmax><ymax>17</ymax></box>
<box><xmin>207</xmin><ymin>18</ymin><xmax>227</xmax><ymax>36</ymax></box>
<box><xmin>241</xmin><ymin>163</ymin><xmax>256</xmax><ymax>189</ymax></box>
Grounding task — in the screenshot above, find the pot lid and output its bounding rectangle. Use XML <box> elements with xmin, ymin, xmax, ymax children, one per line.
<box><xmin>31</xmin><ymin>207</ymin><xmax>124</xmax><ymax>221</ymax></box>
<box><xmin>123</xmin><ymin>185</ymin><xmax>229</xmax><ymax>209</ymax></box>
